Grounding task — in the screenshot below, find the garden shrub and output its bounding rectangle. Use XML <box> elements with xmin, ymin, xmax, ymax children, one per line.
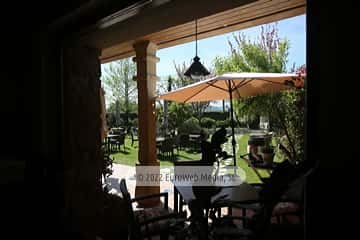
<box><xmin>178</xmin><ymin>117</ymin><xmax>201</xmax><ymax>134</ymax></box>
<box><xmin>200</xmin><ymin>117</ymin><xmax>216</xmax><ymax>129</ymax></box>
<box><xmin>216</xmin><ymin>118</ymin><xmax>231</xmax><ymax>128</ymax></box>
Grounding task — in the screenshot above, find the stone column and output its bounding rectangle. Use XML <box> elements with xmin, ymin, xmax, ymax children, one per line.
<box><xmin>133</xmin><ymin>41</ymin><xmax>160</xmax><ymax>206</ymax></box>
<box><xmin>62</xmin><ymin>46</ymin><xmax>103</xmax><ymax>239</ymax></box>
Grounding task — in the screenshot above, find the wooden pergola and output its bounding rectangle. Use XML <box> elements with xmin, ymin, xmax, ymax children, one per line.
<box><xmin>77</xmin><ymin>0</ymin><xmax>305</xmax><ymax>204</ymax></box>
<box><xmin>95</xmin><ymin>0</ymin><xmax>305</xmax><ymax>62</ymax></box>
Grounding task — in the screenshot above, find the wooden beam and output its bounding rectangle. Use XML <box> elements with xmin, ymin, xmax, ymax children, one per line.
<box><xmin>83</xmin><ymin>0</ymin><xmax>256</xmax><ymax>48</ymax></box>
<box><xmin>100</xmin><ymin>0</ymin><xmax>305</xmax><ymax>63</ymax></box>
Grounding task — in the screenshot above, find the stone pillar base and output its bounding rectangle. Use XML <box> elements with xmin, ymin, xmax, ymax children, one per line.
<box><xmin>135</xmin><ymin>162</ymin><xmax>161</xmax><ymax>208</ymax></box>
<box><xmin>134</xmin><ymin>185</ymin><xmax>161</xmax><ymax>208</ymax></box>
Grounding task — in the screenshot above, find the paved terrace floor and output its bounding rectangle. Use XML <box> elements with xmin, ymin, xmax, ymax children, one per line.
<box><xmin>105</xmin><ymin>163</ymin><xmax>176</xmax><ymax>210</ymax></box>
<box><xmin>106</xmin><ymin>163</ymin><xmax>249</xmax><ymax>218</ymax></box>
<box><xmin>105</xmin><ymin>163</ymin><xmax>300</xmax><ymax>224</ymax></box>
<box><xmin>105</xmin><ymin>163</ymin><xmax>301</xmax><ymax>240</ymax></box>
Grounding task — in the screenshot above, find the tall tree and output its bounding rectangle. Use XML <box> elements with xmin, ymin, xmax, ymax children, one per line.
<box><xmin>213</xmin><ymin>23</ymin><xmax>290</xmax><ymax>127</ymax></box>
<box><xmin>173</xmin><ymin>61</ymin><xmax>211</xmax><ymax>122</ymax></box>
<box><xmin>163</xmin><ymin>76</ymin><xmax>174</xmax><ymax>136</ymax></box>
<box><xmin>213</xmin><ymin>23</ymin><xmax>305</xmax><ymax>163</ymax></box>
<box><xmin>275</xmin><ymin>65</ymin><xmax>306</xmax><ymax>163</ymax></box>
<box><xmin>102</xmin><ymin>58</ymin><xmax>137</xmax><ymax>126</ymax></box>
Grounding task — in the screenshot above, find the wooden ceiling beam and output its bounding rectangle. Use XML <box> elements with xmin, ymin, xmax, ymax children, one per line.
<box><xmin>146</xmin><ymin>0</ymin><xmax>305</xmax><ymax>44</ymax></box>
<box><xmin>99</xmin><ymin>0</ymin><xmax>306</xmax><ymax>63</ymax></box>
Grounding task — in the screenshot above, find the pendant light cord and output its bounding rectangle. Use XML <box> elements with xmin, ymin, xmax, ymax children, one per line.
<box><xmin>195</xmin><ymin>19</ymin><xmax>198</xmax><ymax>56</ymax></box>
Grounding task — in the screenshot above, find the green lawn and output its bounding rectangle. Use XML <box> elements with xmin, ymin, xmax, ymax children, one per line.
<box><xmin>109</xmin><ymin>136</ymin><xmax>201</xmax><ymax>167</ymax></box>
<box><xmin>110</xmin><ymin>133</ymin><xmax>281</xmax><ymax>183</ymax></box>
<box><xmin>109</xmin><ymin>137</ymin><xmax>140</xmax><ymax>166</ymax></box>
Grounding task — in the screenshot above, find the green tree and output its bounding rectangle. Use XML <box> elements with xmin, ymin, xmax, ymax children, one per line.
<box><xmin>102</xmin><ymin>58</ymin><xmax>137</xmax><ymax>126</ymax></box>
<box><xmin>275</xmin><ymin>65</ymin><xmax>306</xmax><ymax>163</ymax></box>
<box><xmin>163</xmin><ymin>76</ymin><xmax>174</xmax><ymax>136</ymax></box>
<box><xmin>173</xmin><ymin>61</ymin><xmax>210</xmax><ymax>122</ymax></box>
<box><xmin>213</xmin><ymin>24</ymin><xmax>289</xmax><ymax>126</ymax></box>
<box><xmin>155</xmin><ymin>61</ymin><xmax>211</xmax><ymax>135</ymax></box>
<box><xmin>213</xmin><ymin>23</ymin><xmax>305</xmax><ymax>163</ymax></box>
<box><xmin>168</xmin><ymin>102</ymin><xmax>192</xmax><ymax>134</ymax></box>
<box><xmin>214</xmin><ymin>24</ymin><xmax>289</xmax><ymax>73</ymax></box>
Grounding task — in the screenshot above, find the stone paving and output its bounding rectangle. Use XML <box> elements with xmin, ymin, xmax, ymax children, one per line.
<box><xmin>105</xmin><ymin>163</ymin><xmax>177</xmax><ymax>210</ymax></box>
<box><xmin>105</xmin><ymin>163</ymin><xmax>242</xmax><ymax>218</ymax></box>
<box><xmin>105</xmin><ymin>132</ymin><xmax>248</xmax><ymax>205</ymax></box>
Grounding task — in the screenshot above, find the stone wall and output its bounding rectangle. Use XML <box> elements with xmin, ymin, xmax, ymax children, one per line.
<box><xmin>62</xmin><ymin>45</ymin><xmax>103</xmax><ymax>238</ymax></box>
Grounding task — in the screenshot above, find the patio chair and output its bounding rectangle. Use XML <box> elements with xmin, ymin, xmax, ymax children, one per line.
<box><xmin>159</xmin><ymin>138</ymin><xmax>176</xmax><ymax>159</ymax></box>
<box><xmin>109</xmin><ymin>133</ymin><xmax>126</xmax><ymax>152</ymax></box>
<box><xmin>100</xmin><ymin>145</ymin><xmax>114</xmax><ymax>193</ymax></box>
<box><xmin>178</xmin><ymin>134</ymin><xmax>190</xmax><ymax>150</ymax></box>
<box><xmin>119</xmin><ymin>179</ymin><xmax>186</xmax><ymax>240</ymax></box>
<box><xmin>129</xmin><ymin>127</ymin><xmax>139</xmax><ymax>147</ymax></box>
<box><xmin>210</xmin><ymin>160</ymin><xmax>314</xmax><ymax>240</ymax></box>
<box><xmin>102</xmin><ymin>149</ymin><xmax>113</xmax><ymax>179</ymax></box>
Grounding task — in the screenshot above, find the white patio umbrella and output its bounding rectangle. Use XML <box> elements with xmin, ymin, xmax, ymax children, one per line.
<box><xmin>157</xmin><ymin>72</ymin><xmax>305</xmax><ymax>166</ymax></box>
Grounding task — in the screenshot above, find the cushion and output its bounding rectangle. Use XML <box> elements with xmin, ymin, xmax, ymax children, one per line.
<box><xmin>272</xmin><ymin>202</ymin><xmax>300</xmax><ymax>216</ymax></box>
<box><xmin>134</xmin><ymin>207</ymin><xmax>173</xmax><ymax>235</ymax></box>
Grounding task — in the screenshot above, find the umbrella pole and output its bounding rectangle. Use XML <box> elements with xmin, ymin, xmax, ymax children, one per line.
<box><xmin>228</xmin><ymin>81</ymin><xmax>237</xmax><ymax>166</ymax></box>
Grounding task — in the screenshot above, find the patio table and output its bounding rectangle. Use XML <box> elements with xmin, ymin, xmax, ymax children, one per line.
<box><xmin>188</xmin><ymin>134</ymin><xmax>201</xmax><ymax>151</ymax></box>
<box><xmin>155</xmin><ymin>137</ymin><xmax>165</xmax><ymax>153</ymax></box>
<box><xmin>156</xmin><ymin>137</ymin><xmax>165</xmax><ymax>143</ymax></box>
<box><xmin>189</xmin><ymin>134</ymin><xmax>201</xmax><ymax>140</ymax></box>
<box><xmin>173</xmin><ymin>181</ymin><xmax>259</xmax><ymax>213</ymax></box>
<box><xmin>173</xmin><ymin>179</ymin><xmax>260</xmax><ymax>239</ymax></box>
<box><xmin>172</xmin><ymin>161</ymin><xmax>259</xmax><ymax>212</ymax></box>
<box><xmin>105</xmin><ymin>134</ymin><xmax>120</xmax><ymax>152</ymax></box>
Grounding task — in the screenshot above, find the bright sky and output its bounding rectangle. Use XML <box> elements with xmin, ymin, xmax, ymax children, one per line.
<box><xmin>156</xmin><ymin>14</ymin><xmax>306</xmax><ymax>78</ymax></box>
<box><xmin>101</xmin><ymin>14</ymin><xmax>306</xmax><ymax>108</ymax></box>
